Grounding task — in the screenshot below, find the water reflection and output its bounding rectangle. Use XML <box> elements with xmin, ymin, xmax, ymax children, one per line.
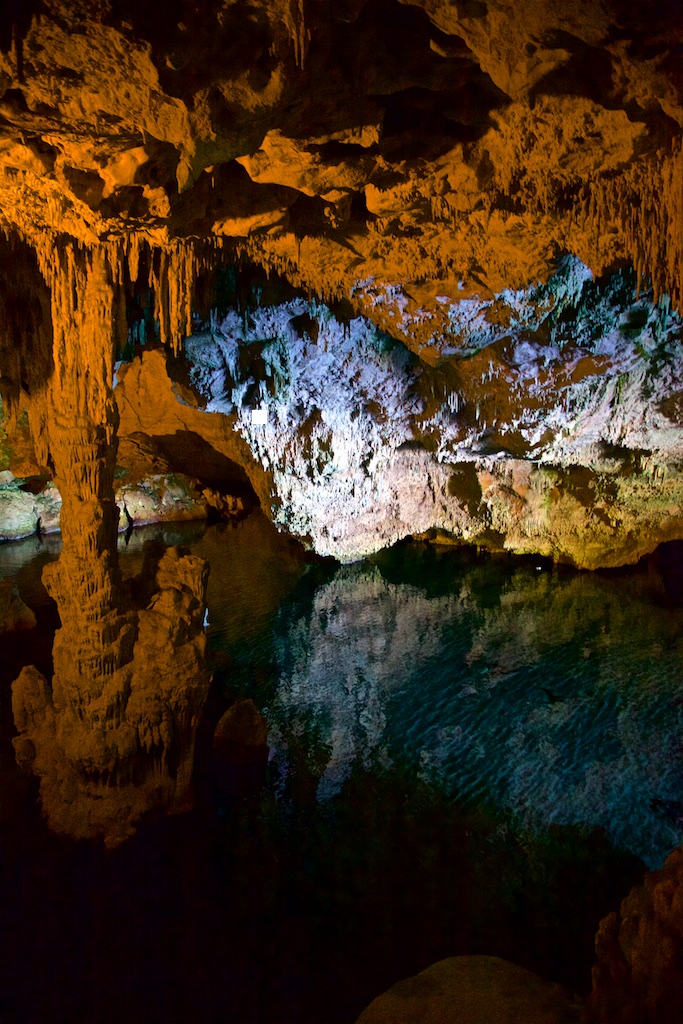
<box><xmin>264</xmin><ymin>547</ymin><xmax>683</xmax><ymax>868</ymax></box>
<box><xmin>3</xmin><ymin>521</ymin><xmax>681</xmax><ymax>866</ymax></box>
<box><xmin>2</xmin><ymin>519</ymin><xmax>680</xmax><ymax>1022</ymax></box>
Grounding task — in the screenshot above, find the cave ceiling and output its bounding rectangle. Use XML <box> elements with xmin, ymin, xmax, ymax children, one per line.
<box><xmin>0</xmin><ymin>0</ymin><xmax>680</xmax><ymax>360</ymax></box>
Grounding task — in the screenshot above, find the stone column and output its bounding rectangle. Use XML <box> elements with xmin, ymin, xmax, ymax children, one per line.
<box><xmin>11</xmin><ymin>239</ymin><xmax>211</xmax><ymax>845</ymax></box>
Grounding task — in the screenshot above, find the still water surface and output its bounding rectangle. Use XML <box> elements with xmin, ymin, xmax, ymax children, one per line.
<box><xmin>1</xmin><ymin>514</ymin><xmax>682</xmax><ymax>1023</ymax></box>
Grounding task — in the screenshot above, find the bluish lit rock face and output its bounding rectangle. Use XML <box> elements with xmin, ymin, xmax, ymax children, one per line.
<box><xmin>178</xmin><ymin>259</ymin><xmax>683</xmax><ymax>566</ymax></box>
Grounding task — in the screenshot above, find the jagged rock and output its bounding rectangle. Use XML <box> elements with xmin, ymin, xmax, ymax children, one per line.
<box><xmin>117</xmin><ymin>474</ymin><xmax>209</xmax><ymax>528</ymax></box>
<box><xmin>0</xmin><ymin>483</ymin><xmax>39</xmax><ymax>540</ymax></box>
<box><xmin>354</xmin><ymin>955</ymin><xmax>584</xmax><ymax>1023</ymax></box>
<box><xmin>0</xmin><ymin>1</ymin><xmax>680</xmax><ymax>570</ymax></box>
<box><xmin>0</xmin><ymin>0</ymin><xmax>678</xmax><ymax>351</ymax></box>
<box><xmin>175</xmin><ymin>286</ymin><xmax>683</xmax><ymax>567</ymax></box>
<box><xmin>0</xmin><ymin>475</ymin><xmax>61</xmax><ymax>540</ymax></box>
<box><xmin>586</xmin><ymin>846</ymin><xmax>683</xmax><ymax>1024</ymax></box>
<box><xmin>201</xmin><ymin>487</ymin><xmax>246</xmax><ymax>519</ymax></box>
<box><xmin>114</xmin><ymin>348</ymin><xmax>269</xmax><ymax>507</ymax></box>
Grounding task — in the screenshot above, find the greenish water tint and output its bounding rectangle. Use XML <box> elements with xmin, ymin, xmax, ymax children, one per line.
<box><xmin>2</xmin><ymin>518</ymin><xmax>682</xmax><ymax>871</ymax></box>
<box><xmin>196</xmin><ymin>525</ymin><xmax>683</xmax><ymax>872</ymax></box>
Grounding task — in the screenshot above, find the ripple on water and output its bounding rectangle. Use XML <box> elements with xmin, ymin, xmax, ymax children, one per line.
<box><xmin>264</xmin><ymin>555</ymin><xmax>683</xmax><ymax>869</ymax></box>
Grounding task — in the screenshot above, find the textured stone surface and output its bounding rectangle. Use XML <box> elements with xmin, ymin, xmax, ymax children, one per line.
<box><xmin>355</xmin><ymin>955</ymin><xmax>583</xmax><ymax>1023</ymax></box>
<box><xmin>8</xmin><ymin>239</ymin><xmax>211</xmax><ymax>845</ymax></box>
<box><xmin>0</xmin><ymin>0</ymin><xmax>678</xmax><ymax>359</ymax></box>
<box><xmin>12</xmin><ymin>543</ymin><xmax>210</xmax><ymax>845</ymax></box>
<box><xmin>586</xmin><ymin>846</ymin><xmax>683</xmax><ymax>1024</ymax></box>
<box><xmin>177</xmin><ymin>285</ymin><xmax>683</xmax><ymax>566</ymax></box>
<box><xmin>0</xmin><ymin>1</ymin><xmax>681</xmax><ymax>566</ymax></box>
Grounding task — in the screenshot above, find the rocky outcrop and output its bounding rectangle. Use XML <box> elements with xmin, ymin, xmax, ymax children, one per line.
<box><xmin>172</xmin><ymin>272</ymin><xmax>683</xmax><ymax>566</ymax></box>
<box><xmin>114</xmin><ymin>346</ymin><xmax>270</xmax><ymax>508</ymax></box>
<box><xmin>354</xmin><ymin>955</ymin><xmax>583</xmax><ymax>1023</ymax></box>
<box><xmin>0</xmin><ymin>470</ymin><xmax>60</xmax><ymax>540</ymax></box>
<box><xmin>0</xmin><ymin>2</ymin><xmax>680</xmax><ymax>566</ymax></box>
<box><xmin>586</xmin><ymin>846</ymin><xmax>683</xmax><ymax>1024</ymax></box>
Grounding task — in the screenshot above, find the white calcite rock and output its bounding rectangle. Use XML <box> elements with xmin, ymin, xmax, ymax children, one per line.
<box><xmin>184</xmin><ymin>264</ymin><xmax>683</xmax><ymax>567</ymax></box>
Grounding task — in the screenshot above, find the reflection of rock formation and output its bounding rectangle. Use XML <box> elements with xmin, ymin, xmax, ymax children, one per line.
<box><xmin>212</xmin><ymin>698</ymin><xmax>270</xmax><ymax>800</ymax></box>
<box><xmin>9</xmin><ymin>241</ymin><xmax>210</xmax><ymax>844</ymax></box>
<box><xmin>269</xmin><ymin>563</ymin><xmax>448</xmax><ymax>799</ymax></box>
<box><xmin>268</xmin><ymin>553</ymin><xmax>683</xmax><ymax>866</ymax></box>
<box><xmin>13</xmin><ymin>545</ymin><xmax>209</xmax><ymax>845</ymax></box>
<box><xmin>586</xmin><ymin>846</ymin><xmax>683</xmax><ymax>1024</ymax></box>
<box><xmin>0</xmin><ymin>580</ymin><xmax>36</xmax><ymax>632</ymax></box>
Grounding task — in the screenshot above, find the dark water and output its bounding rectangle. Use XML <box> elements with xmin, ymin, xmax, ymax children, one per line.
<box><xmin>1</xmin><ymin>517</ymin><xmax>682</xmax><ymax>1023</ymax></box>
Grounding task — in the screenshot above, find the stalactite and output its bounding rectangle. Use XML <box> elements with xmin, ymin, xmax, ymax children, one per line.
<box><xmin>9</xmin><ymin>232</ymin><xmax>211</xmax><ymax>844</ymax></box>
<box><xmin>579</xmin><ymin>139</ymin><xmax>683</xmax><ymax>311</ymax></box>
<box><xmin>147</xmin><ymin>240</ymin><xmax>198</xmax><ymax>354</ymax></box>
<box><xmin>283</xmin><ymin>0</ymin><xmax>309</xmax><ymax>70</ymax></box>
<box><xmin>127</xmin><ymin>232</ymin><xmax>141</xmax><ymax>285</ymax></box>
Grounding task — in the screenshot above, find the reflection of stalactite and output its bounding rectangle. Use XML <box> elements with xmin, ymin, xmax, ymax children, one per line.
<box><xmin>12</xmin><ymin>545</ymin><xmax>210</xmax><ymax>846</ymax></box>
<box><xmin>580</xmin><ymin>140</ymin><xmax>683</xmax><ymax>310</ymax></box>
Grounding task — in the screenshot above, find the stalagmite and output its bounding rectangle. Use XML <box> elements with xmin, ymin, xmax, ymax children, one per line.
<box><xmin>9</xmin><ymin>235</ymin><xmax>211</xmax><ymax>844</ymax></box>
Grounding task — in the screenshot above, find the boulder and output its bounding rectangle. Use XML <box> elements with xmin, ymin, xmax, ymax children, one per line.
<box><xmin>355</xmin><ymin>955</ymin><xmax>583</xmax><ymax>1024</ymax></box>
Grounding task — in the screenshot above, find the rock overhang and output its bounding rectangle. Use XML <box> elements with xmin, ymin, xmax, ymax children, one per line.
<box><xmin>0</xmin><ymin>0</ymin><xmax>679</xmax><ymax>352</ymax></box>
<box><xmin>0</xmin><ymin>0</ymin><xmax>681</xmax><ymax>569</ymax></box>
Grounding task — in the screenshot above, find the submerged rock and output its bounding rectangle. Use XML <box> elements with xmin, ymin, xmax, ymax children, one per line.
<box><xmin>213</xmin><ymin>698</ymin><xmax>269</xmax><ymax>753</ymax></box>
<box><xmin>355</xmin><ymin>955</ymin><xmax>583</xmax><ymax>1023</ymax></box>
<box><xmin>0</xmin><ymin>581</ymin><xmax>36</xmax><ymax>633</ymax></box>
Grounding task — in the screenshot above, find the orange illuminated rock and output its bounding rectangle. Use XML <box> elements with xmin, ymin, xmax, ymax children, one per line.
<box><xmin>7</xmin><ymin>237</ymin><xmax>211</xmax><ymax>844</ymax></box>
<box><xmin>586</xmin><ymin>846</ymin><xmax>683</xmax><ymax>1024</ymax></box>
<box><xmin>0</xmin><ymin>0</ymin><xmax>677</xmax><ymax>341</ymax></box>
<box><xmin>0</xmin><ymin>0</ymin><xmax>680</xmax><ymax>700</ymax></box>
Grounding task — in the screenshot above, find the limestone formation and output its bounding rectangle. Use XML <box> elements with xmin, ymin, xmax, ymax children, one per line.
<box><xmin>586</xmin><ymin>847</ymin><xmax>683</xmax><ymax>1024</ymax></box>
<box><xmin>0</xmin><ymin>1</ymin><xmax>679</xmax><ymax>567</ymax></box>
<box><xmin>0</xmin><ymin>0</ymin><xmax>678</xmax><ymax>349</ymax></box>
<box><xmin>4</xmin><ymin>236</ymin><xmax>211</xmax><ymax>843</ymax></box>
<box><xmin>177</xmin><ymin>283</ymin><xmax>683</xmax><ymax>567</ymax></box>
<box><xmin>12</xmin><ymin>543</ymin><xmax>210</xmax><ymax>844</ymax></box>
